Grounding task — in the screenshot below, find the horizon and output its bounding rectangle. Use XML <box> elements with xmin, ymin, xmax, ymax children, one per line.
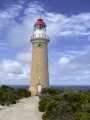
<box><xmin>0</xmin><ymin>84</ymin><xmax>90</xmax><ymax>86</ymax></box>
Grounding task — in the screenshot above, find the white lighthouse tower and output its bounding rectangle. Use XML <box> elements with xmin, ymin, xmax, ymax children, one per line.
<box><xmin>29</xmin><ymin>18</ymin><xmax>50</xmax><ymax>95</ymax></box>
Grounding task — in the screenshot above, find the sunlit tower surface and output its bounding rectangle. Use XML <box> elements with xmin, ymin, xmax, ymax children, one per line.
<box><xmin>29</xmin><ymin>18</ymin><xmax>50</xmax><ymax>95</ymax></box>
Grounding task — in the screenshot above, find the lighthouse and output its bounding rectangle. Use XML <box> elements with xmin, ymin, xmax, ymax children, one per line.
<box><xmin>29</xmin><ymin>18</ymin><xmax>50</xmax><ymax>95</ymax></box>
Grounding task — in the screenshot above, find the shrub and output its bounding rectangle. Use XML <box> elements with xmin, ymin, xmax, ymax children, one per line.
<box><xmin>39</xmin><ymin>93</ymin><xmax>51</xmax><ymax>101</ymax></box>
<box><xmin>0</xmin><ymin>85</ymin><xmax>31</xmax><ymax>106</ymax></box>
<box><xmin>16</xmin><ymin>88</ymin><xmax>31</xmax><ymax>98</ymax></box>
<box><xmin>6</xmin><ymin>101</ymin><xmax>10</xmax><ymax>106</ymax></box>
<box><xmin>41</xmin><ymin>88</ymin><xmax>58</xmax><ymax>95</ymax></box>
<box><xmin>39</xmin><ymin>87</ymin><xmax>90</xmax><ymax>120</ymax></box>
<box><xmin>46</xmin><ymin>100</ymin><xmax>57</xmax><ymax>111</ymax></box>
<box><xmin>38</xmin><ymin>101</ymin><xmax>47</xmax><ymax>112</ymax></box>
<box><xmin>0</xmin><ymin>101</ymin><xmax>5</xmax><ymax>106</ymax></box>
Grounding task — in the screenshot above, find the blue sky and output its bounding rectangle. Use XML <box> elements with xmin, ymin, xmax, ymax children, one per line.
<box><xmin>0</xmin><ymin>0</ymin><xmax>90</xmax><ymax>85</ymax></box>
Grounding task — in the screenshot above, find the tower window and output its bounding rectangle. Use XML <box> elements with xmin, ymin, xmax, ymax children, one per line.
<box><xmin>39</xmin><ymin>44</ymin><xmax>41</xmax><ymax>46</ymax></box>
<box><xmin>37</xmin><ymin>44</ymin><xmax>43</xmax><ymax>48</ymax></box>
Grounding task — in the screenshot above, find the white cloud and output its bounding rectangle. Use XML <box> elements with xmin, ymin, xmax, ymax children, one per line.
<box><xmin>59</xmin><ymin>57</ymin><xmax>70</xmax><ymax>65</ymax></box>
<box><xmin>16</xmin><ymin>52</ymin><xmax>31</xmax><ymax>62</ymax></box>
<box><xmin>46</xmin><ymin>13</ymin><xmax>66</xmax><ymax>22</ymax></box>
<box><xmin>2</xmin><ymin>59</ymin><xmax>23</xmax><ymax>74</ymax></box>
<box><xmin>72</xmin><ymin>13</ymin><xmax>90</xmax><ymax>22</ymax></box>
<box><xmin>0</xmin><ymin>59</ymin><xmax>30</xmax><ymax>84</ymax></box>
<box><xmin>47</xmin><ymin>45</ymin><xmax>90</xmax><ymax>85</ymax></box>
<box><xmin>0</xmin><ymin>42</ymin><xmax>9</xmax><ymax>49</ymax></box>
<box><xmin>24</xmin><ymin>1</ymin><xmax>44</xmax><ymax>15</ymax></box>
<box><xmin>57</xmin><ymin>47</ymin><xmax>90</xmax><ymax>80</ymax></box>
<box><xmin>66</xmin><ymin>50</ymin><xmax>85</xmax><ymax>54</ymax></box>
<box><xmin>7</xmin><ymin>20</ymin><xmax>32</xmax><ymax>48</ymax></box>
<box><xmin>46</xmin><ymin>13</ymin><xmax>90</xmax><ymax>37</ymax></box>
<box><xmin>5</xmin><ymin>4</ymin><xmax>22</xmax><ymax>18</ymax></box>
<box><xmin>73</xmin><ymin>49</ymin><xmax>90</xmax><ymax>64</ymax></box>
<box><xmin>0</xmin><ymin>3</ymin><xmax>22</xmax><ymax>32</ymax></box>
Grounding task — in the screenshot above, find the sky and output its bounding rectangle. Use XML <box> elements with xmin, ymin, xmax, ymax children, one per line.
<box><xmin>0</xmin><ymin>0</ymin><xmax>90</xmax><ymax>85</ymax></box>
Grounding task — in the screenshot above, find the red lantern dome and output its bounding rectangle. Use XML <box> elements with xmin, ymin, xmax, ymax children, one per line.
<box><xmin>35</xmin><ymin>19</ymin><xmax>46</xmax><ymax>25</ymax></box>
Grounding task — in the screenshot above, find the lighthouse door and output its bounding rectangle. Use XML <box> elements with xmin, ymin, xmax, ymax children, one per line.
<box><xmin>37</xmin><ymin>84</ymin><xmax>41</xmax><ymax>93</ymax></box>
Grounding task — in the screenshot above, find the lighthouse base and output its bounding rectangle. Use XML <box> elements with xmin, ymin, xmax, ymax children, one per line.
<box><xmin>35</xmin><ymin>92</ymin><xmax>41</xmax><ymax>96</ymax></box>
<box><xmin>28</xmin><ymin>84</ymin><xmax>49</xmax><ymax>96</ymax></box>
<box><xmin>28</xmin><ymin>84</ymin><xmax>42</xmax><ymax>96</ymax></box>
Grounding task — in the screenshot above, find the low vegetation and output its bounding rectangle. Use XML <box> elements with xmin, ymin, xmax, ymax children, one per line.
<box><xmin>39</xmin><ymin>88</ymin><xmax>90</xmax><ymax>120</ymax></box>
<box><xmin>0</xmin><ymin>85</ymin><xmax>31</xmax><ymax>106</ymax></box>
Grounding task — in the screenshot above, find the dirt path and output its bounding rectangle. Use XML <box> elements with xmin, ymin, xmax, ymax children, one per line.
<box><xmin>0</xmin><ymin>96</ymin><xmax>43</xmax><ymax>120</ymax></box>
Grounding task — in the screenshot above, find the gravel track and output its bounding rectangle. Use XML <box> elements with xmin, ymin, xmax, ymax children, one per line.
<box><xmin>0</xmin><ymin>96</ymin><xmax>43</xmax><ymax>120</ymax></box>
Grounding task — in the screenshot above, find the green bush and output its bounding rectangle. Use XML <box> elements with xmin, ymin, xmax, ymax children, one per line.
<box><xmin>16</xmin><ymin>88</ymin><xmax>31</xmax><ymax>98</ymax></box>
<box><xmin>39</xmin><ymin>87</ymin><xmax>90</xmax><ymax>120</ymax></box>
<box><xmin>73</xmin><ymin>111</ymin><xmax>90</xmax><ymax>120</ymax></box>
<box><xmin>46</xmin><ymin>100</ymin><xmax>57</xmax><ymax>111</ymax></box>
<box><xmin>41</xmin><ymin>88</ymin><xmax>58</xmax><ymax>95</ymax></box>
<box><xmin>0</xmin><ymin>101</ymin><xmax>5</xmax><ymax>106</ymax></box>
<box><xmin>39</xmin><ymin>93</ymin><xmax>51</xmax><ymax>101</ymax></box>
<box><xmin>38</xmin><ymin>93</ymin><xmax>53</xmax><ymax>112</ymax></box>
<box><xmin>6</xmin><ymin>101</ymin><xmax>10</xmax><ymax>106</ymax></box>
<box><xmin>0</xmin><ymin>85</ymin><xmax>31</xmax><ymax>106</ymax></box>
<box><xmin>38</xmin><ymin>101</ymin><xmax>47</xmax><ymax>112</ymax></box>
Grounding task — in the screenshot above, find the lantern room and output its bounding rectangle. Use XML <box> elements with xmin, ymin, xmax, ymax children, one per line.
<box><xmin>34</xmin><ymin>19</ymin><xmax>46</xmax><ymax>31</ymax></box>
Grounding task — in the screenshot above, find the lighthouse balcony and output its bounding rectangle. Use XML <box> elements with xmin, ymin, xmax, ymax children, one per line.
<box><xmin>31</xmin><ymin>34</ymin><xmax>49</xmax><ymax>40</ymax></box>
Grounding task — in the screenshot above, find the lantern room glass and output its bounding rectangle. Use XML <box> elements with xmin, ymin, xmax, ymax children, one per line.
<box><xmin>34</xmin><ymin>24</ymin><xmax>46</xmax><ymax>31</ymax></box>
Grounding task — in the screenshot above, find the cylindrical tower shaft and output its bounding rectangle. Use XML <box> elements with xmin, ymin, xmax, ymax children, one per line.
<box><xmin>30</xmin><ymin>42</ymin><xmax>49</xmax><ymax>95</ymax></box>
